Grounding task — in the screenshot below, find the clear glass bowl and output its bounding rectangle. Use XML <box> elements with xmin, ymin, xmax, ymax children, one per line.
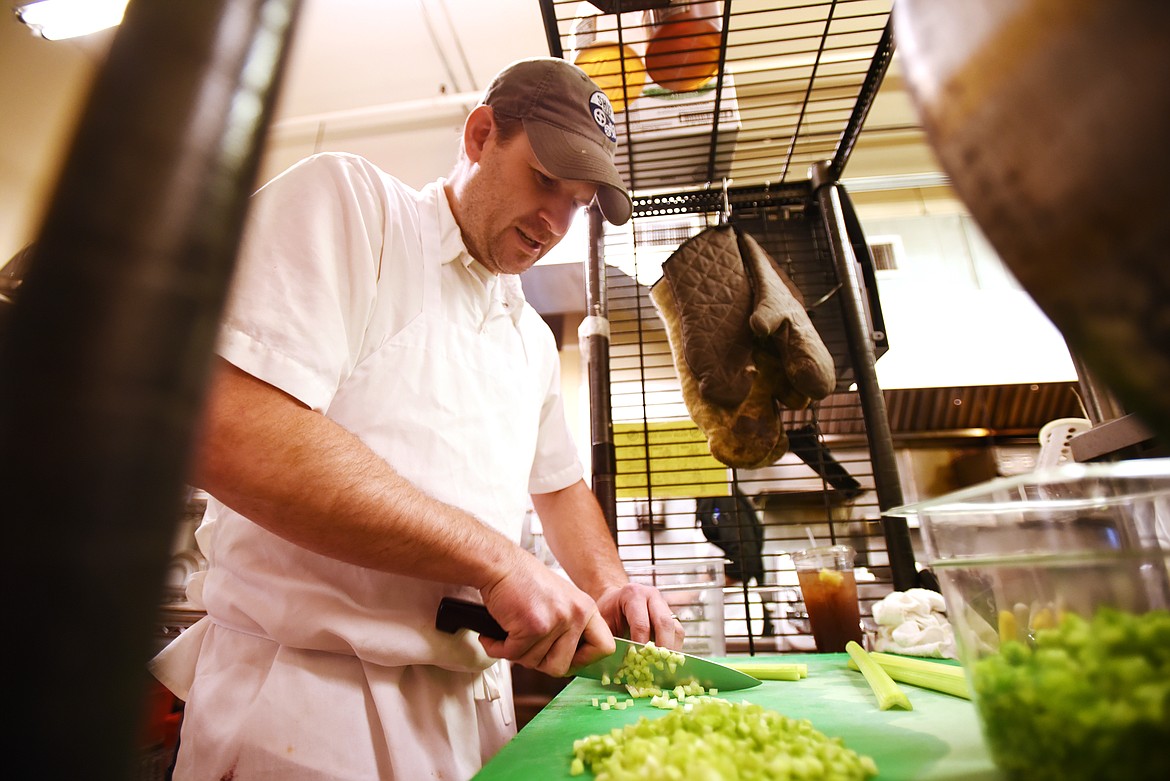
<box><xmin>893</xmin><ymin>458</ymin><xmax>1170</xmax><ymax>781</ymax></box>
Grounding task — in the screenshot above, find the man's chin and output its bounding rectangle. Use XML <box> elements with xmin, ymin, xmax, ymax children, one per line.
<box><xmin>494</xmin><ymin>250</ymin><xmax>542</xmax><ymax>275</ymax></box>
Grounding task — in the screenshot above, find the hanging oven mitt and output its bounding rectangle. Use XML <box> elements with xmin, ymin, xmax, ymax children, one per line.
<box><xmin>737</xmin><ymin>229</ymin><xmax>837</xmax><ymax>401</ymax></box>
<box><xmin>651</xmin><ymin>276</ymin><xmax>789</xmax><ymax>469</ymax></box>
<box><xmin>651</xmin><ymin>224</ymin><xmax>836</xmax><ymax>469</ymax></box>
<box><xmin>655</xmin><ymin>224</ymin><xmax>756</xmax><ymax>409</ymax></box>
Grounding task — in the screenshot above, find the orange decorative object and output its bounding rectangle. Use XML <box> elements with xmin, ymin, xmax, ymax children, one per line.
<box><xmin>570</xmin><ymin>8</ymin><xmax>647</xmax><ymax>113</ymax></box>
<box><xmin>644</xmin><ymin>2</ymin><xmax>723</xmax><ymax>93</ymax></box>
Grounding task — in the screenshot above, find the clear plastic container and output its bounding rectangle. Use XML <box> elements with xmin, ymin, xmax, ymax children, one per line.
<box><xmin>625</xmin><ymin>558</ymin><xmax>725</xmax><ymax>656</ymax></box>
<box><xmin>790</xmin><ymin>544</ymin><xmax>863</xmax><ymax>653</ymax></box>
<box><xmin>893</xmin><ymin>458</ymin><xmax>1170</xmax><ymax>781</ymax></box>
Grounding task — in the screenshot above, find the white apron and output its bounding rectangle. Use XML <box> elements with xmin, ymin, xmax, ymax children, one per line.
<box><xmin>152</xmin><ymin>181</ymin><xmax>552</xmax><ymax>780</ymax></box>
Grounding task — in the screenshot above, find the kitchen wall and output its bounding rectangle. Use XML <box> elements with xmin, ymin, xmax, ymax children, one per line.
<box><xmin>1</xmin><ymin>5</ymin><xmax>1078</xmax><ymax>444</ymax></box>
<box><xmin>858</xmin><ymin>203</ymin><xmax>1076</xmax><ymax>391</ymax></box>
<box><xmin>0</xmin><ymin>15</ymin><xmax>102</xmax><ymax>263</ymax></box>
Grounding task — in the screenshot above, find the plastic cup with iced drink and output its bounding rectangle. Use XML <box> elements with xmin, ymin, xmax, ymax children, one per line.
<box><xmin>791</xmin><ymin>544</ymin><xmax>863</xmax><ymax>652</ymax></box>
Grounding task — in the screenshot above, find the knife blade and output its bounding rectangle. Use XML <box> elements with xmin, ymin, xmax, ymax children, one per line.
<box><xmin>435</xmin><ymin>596</ymin><xmax>762</xmax><ymax>691</ymax></box>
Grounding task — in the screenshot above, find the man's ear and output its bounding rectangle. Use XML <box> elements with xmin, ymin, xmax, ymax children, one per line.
<box><xmin>463</xmin><ymin>105</ymin><xmax>494</xmax><ymax>164</ymax></box>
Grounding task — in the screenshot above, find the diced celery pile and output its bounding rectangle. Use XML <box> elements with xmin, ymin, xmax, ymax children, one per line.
<box><xmin>570</xmin><ymin>699</ymin><xmax>878</xmax><ymax>780</ymax></box>
<box><xmin>607</xmin><ymin>641</ymin><xmax>692</xmax><ymax>698</ymax></box>
<box><xmin>972</xmin><ymin>607</ymin><xmax>1170</xmax><ymax>781</ymax></box>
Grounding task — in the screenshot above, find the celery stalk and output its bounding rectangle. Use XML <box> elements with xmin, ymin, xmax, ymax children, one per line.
<box><xmin>723</xmin><ymin>662</ymin><xmax>807</xmax><ymax>681</ymax></box>
<box><xmin>998</xmin><ymin>609</ymin><xmax>1018</xmax><ymax>643</ymax></box>
<box><xmin>845</xmin><ymin>641</ymin><xmax>913</xmax><ymax>710</ymax></box>
<box><xmin>846</xmin><ymin>651</ymin><xmax>970</xmax><ymax>700</ymax></box>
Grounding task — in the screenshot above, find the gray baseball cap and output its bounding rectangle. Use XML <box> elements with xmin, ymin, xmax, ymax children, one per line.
<box><xmin>482</xmin><ymin>57</ymin><xmax>633</xmax><ymax>225</ymax></box>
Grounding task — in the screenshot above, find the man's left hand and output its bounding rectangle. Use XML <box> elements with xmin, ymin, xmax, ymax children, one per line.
<box><xmin>595</xmin><ymin>583</ymin><xmax>685</xmax><ymax>650</ymax></box>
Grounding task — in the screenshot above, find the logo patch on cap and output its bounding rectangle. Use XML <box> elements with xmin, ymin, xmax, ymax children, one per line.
<box><xmin>589</xmin><ymin>90</ymin><xmax>617</xmax><ymax>144</ymax></box>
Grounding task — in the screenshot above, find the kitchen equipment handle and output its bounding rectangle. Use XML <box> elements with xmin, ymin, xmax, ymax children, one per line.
<box><xmin>435</xmin><ymin>597</ymin><xmax>509</xmax><ymax>641</ymax></box>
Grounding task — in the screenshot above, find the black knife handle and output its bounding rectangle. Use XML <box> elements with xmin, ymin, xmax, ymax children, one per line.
<box><xmin>435</xmin><ymin>597</ymin><xmax>509</xmax><ymax>641</ymax></box>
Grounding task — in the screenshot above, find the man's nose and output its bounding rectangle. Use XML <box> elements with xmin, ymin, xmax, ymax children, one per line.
<box><xmin>540</xmin><ymin>193</ymin><xmax>578</xmax><ymax>237</ymax></box>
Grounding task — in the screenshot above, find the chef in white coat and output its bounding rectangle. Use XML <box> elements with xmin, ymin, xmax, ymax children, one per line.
<box><xmin>150</xmin><ymin>57</ymin><xmax>683</xmax><ymax>780</ymax></box>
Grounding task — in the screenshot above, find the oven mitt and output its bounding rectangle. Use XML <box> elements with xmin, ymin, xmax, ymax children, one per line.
<box><xmin>738</xmin><ymin>229</ymin><xmax>837</xmax><ymax>400</ymax></box>
<box><xmin>651</xmin><ymin>277</ymin><xmax>790</xmax><ymax>469</ymax></box>
<box><xmin>658</xmin><ymin>225</ymin><xmax>756</xmax><ymax>409</ymax></box>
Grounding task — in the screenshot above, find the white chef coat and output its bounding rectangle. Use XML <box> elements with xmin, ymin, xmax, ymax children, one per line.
<box><xmin>150</xmin><ymin>153</ymin><xmax>584</xmax><ymax>780</ymax></box>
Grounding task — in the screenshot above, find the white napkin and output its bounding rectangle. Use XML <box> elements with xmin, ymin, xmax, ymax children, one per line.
<box><xmin>872</xmin><ymin>588</ymin><xmax>956</xmax><ymax>659</ymax></box>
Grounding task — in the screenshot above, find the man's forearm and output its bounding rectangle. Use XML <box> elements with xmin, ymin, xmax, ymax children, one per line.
<box><xmin>192</xmin><ymin>359</ymin><xmax>520</xmax><ymax>591</ymax></box>
<box><xmin>532</xmin><ymin>479</ymin><xmax>629</xmax><ymax>599</ymax></box>
<box><xmin>535</xmin><ymin>481</ymin><xmax>685</xmax><ymax>649</ymax></box>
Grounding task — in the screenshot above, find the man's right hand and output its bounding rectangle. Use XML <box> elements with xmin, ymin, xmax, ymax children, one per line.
<box><xmin>475</xmin><ymin>550</ymin><xmax>615</xmax><ymax>677</ymax></box>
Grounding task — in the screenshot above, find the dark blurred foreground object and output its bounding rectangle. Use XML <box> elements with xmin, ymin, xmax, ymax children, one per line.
<box><xmin>0</xmin><ymin>242</ymin><xmax>35</xmax><ymax>293</ymax></box>
<box><xmin>894</xmin><ymin>0</ymin><xmax>1170</xmax><ymax>444</ymax></box>
<box><xmin>0</xmin><ymin>1</ymin><xmax>302</xmax><ymax>777</ymax></box>
<box><xmin>0</xmin><ymin>243</ymin><xmax>35</xmax><ymax>341</ymax></box>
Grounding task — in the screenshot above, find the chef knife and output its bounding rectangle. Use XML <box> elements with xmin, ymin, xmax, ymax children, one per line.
<box><xmin>436</xmin><ymin>596</ymin><xmax>762</xmax><ymax>691</ymax></box>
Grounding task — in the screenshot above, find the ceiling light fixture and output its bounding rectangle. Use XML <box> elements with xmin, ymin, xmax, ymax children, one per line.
<box><xmin>15</xmin><ymin>0</ymin><xmax>129</xmax><ymax>41</ymax></box>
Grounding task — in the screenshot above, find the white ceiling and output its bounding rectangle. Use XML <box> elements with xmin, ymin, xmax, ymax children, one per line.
<box><xmin>261</xmin><ymin>0</ymin><xmax>563</xmax><ymax>186</ymax></box>
<box><xmin>276</xmin><ymin>0</ymin><xmax>528</xmax><ymax>116</ymax></box>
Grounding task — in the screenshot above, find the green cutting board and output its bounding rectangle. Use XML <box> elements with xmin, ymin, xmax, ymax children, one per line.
<box><xmin>474</xmin><ymin>653</ymin><xmax>1002</xmax><ymax>780</ymax></box>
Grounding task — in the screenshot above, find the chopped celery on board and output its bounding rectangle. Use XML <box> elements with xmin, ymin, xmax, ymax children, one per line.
<box><xmin>570</xmin><ymin>698</ymin><xmax>878</xmax><ymax>780</ymax></box>
<box><xmin>608</xmin><ymin>641</ymin><xmax>689</xmax><ymax>697</ymax></box>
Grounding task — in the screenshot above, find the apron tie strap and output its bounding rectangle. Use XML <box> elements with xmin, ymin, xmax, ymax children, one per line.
<box><xmin>474</xmin><ymin>661</ymin><xmax>513</xmax><ymax>726</ymax></box>
<box><xmin>474</xmin><ymin>662</ymin><xmax>502</xmax><ymax>702</ymax></box>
